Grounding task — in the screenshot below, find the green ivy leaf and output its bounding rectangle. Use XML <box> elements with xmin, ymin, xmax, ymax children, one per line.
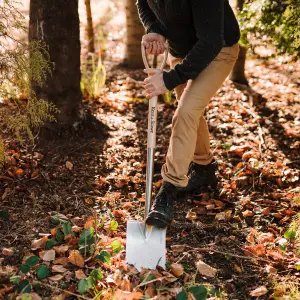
<box><xmin>20</xmin><ymin>264</ymin><xmax>30</xmax><ymax>274</ymax></box>
<box><xmin>63</xmin><ymin>222</ymin><xmax>72</xmax><ymax>236</ymax></box>
<box><xmin>96</xmin><ymin>250</ymin><xmax>111</xmax><ymax>265</ymax></box>
<box><xmin>17</xmin><ymin>279</ymin><xmax>31</xmax><ymax>294</ymax></box>
<box><xmin>78</xmin><ymin>277</ymin><xmax>94</xmax><ymax>294</ymax></box>
<box><xmin>20</xmin><ymin>294</ymin><xmax>31</xmax><ymax>300</ymax></box>
<box><xmin>45</xmin><ymin>239</ymin><xmax>56</xmax><ymax>250</ymax></box>
<box><xmin>90</xmin><ymin>269</ymin><xmax>103</xmax><ymax>281</ymax></box>
<box><xmin>56</xmin><ymin>229</ymin><xmax>64</xmax><ymax>243</ymax></box>
<box><xmin>188</xmin><ymin>286</ymin><xmax>208</xmax><ymax>300</ymax></box>
<box><xmin>176</xmin><ymin>289</ymin><xmax>188</xmax><ymax>300</ymax></box>
<box><xmin>36</xmin><ymin>265</ymin><xmax>50</xmax><ymax>280</ymax></box>
<box><xmin>110</xmin><ymin>219</ymin><xmax>118</xmax><ymax>231</ymax></box>
<box><xmin>284</xmin><ymin>230</ymin><xmax>296</xmax><ymax>240</ymax></box>
<box><xmin>111</xmin><ymin>240</ymin><xmax>122</xmax><ymax>254</ymax></box>
<box><xmin>0</xmin><ymin>210</ymin><xmax>9</xmax><ymax>221</ymax></box>
<box><xmin>26</xmin><ymin>256</ymin><xmax>39</xmax><ymax>267</ymax></box>
<box><xmin>10</xmin><ymin>276</ymin><xmax>21</xmax><ymax>285</ymax></box>
<box><xmin>79</xmin><ymin>228</ymin><xmax>95</xmax><ymax>245</ymax></box>
<box><xmin>141</xmin><ymin>273</ymin><xmax>156</xmax><ymax>284</ymax></box>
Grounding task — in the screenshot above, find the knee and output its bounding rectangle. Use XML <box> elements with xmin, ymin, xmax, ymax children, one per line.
<box><xmin>172</xmin><ymin>107</ymin><xmax>199</xmax><ymax>130</ymax></box>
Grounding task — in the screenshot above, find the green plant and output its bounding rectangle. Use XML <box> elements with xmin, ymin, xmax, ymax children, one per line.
<box><xmin>239</xmin><ymin>0</ymin><xmax>300</xmax><ymax>55</ymax></box>
<box><xmin>0</xmin><ymin>0</ymin><xmax>56</xmax><ymax>166</ymax></box>
<box><xmin>80</xmin><ymin>53</ymin><xmax>106</xmax><ymax>99</ymax></box>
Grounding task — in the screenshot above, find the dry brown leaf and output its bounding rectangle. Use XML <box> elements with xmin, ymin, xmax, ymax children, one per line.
<box><xmin>215</xmin><ymin>210</ymin><xmax>232</xmax><ymax>221</ymax></box>
<box><xmin>261</xmin><ymin>207</ymin><xmax>271</xmax><ymax>215</ymax></box>
<box><xmin>68</xmin><ymin>250</ymin><xmax>85</xmax><ymax>268</ymax></box>
<box><xmin>75</xmin><ymin>269</ymin><xmax>87</xmax><ymax>280</ymax></box>
<box><xmin>234</xmin><ymin>264</ymin><xmax>242</xmax><ymax>273</ymax></box>
<box><xmin>2</xmin><ymin>248</ymin><xmax>13</xmax><ymax>257</ymax></box>
<box><xmin>195</xmin><ymin>260</ymin><xmax>217</xmax><ymax>277</ymax></box>
<box><xmin>40</xmin><ymin>249</ymin><xmax>55</xmax><ymax>262</ymax></box>
<box><xmin>52</xmin><ymin>265</ymin><xmax>68</xmax><ymax>273</ymax></box>
<box><xmin>15</xmin><ymin>168</ymin><xmax>24</xmax><ymax>176</ymax></box>
<box><xmin>65</xmin><ymin>161</ymin><xmax>73</xmax><ymax>170</ymax></box>
<box><xmin>72</xmin><ymin>225</ymin><xmax>82</xmax><ymax>233</ymax></box>
<box><xmin>258</xmin><ymin>233</ymin><xmax>274</xmax><ymax>243</ymax></box>
<box><xmin>53</xmin><ymin>257</ymin><xmax>69</xmax><ymax>265</ymax></box>
<box><xmin>267</xmin><ymin>250</ymin><xmax>285</xmax><ymax>260</ymax></box>
<box><xmin>53</xmin><ymin>245</ymin><xmax>69</xmax><ymax>256</ymax></box>
<box><xmin>128</xmin><ymin>192</ymin><xmax>137</xmax><ymax>200</ymax></box>
<box><xmin>113</xmin><ymin>289</ymin><xmax>143</xmax><ymax>300</ymax></box>
<box><xmin>120</xmin><ymin>278</ymin><xmax>131</xmax><ymax>292</ymax></box>
<box><xmin>84</xmin><ymin>217</ymin><xmax>95</xmax><ymax>229</ymax></box>
<box><xmin>265</xmin><ymin>265</ymin><xmax>277</xmax><ymax>274</ymax></box>
<box><xmin>145</xmin><ymin>286</ymin><xmax>156</xmax><ymax>298</ymax></box>
<box><xmin>242</xmin><ymin>210</ymin><xmax>254</xmax><ymax>217</ymax></box>
<box><xmin>171</xmin><ymin>245</ymin><xmax>185</xmax><ymax>253</ymax></box>
<box><xmin>112</xmin><ymin>210</ymin><xmax>126</xmax><ymax>218</ymax></box>
<box><xmin>250</xmin><ymin>286</ymin><xmax>268</xmax><ymax>297</ymax></box>
<box><xmin>244</xmin><ymin>244</ymin><xmax>265</xmax><ymax>257</ymax></box>
<box><xmin>49</xmin><ymin>274</ymin><xmax>64</xmax><ymax>281</ymax></box>
<box><xmin>122</xmin><ymin>202</ymin><xmax>133</xmax><ymax>211</ymax></box>
<box><xmin>31</xmin><ymin>237</ymin><xmax>48</xmax><ymax>250</ymax></box>
<box><xmin>169</xmin><ymin>263</ymin><xmax>184</xmax><ymax>277</ymax></box>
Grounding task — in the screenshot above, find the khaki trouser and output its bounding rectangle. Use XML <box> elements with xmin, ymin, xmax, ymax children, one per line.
<box><xmin>162</xmin><ymin>43</ymin><xmax>239</xmax><ymax>187</ymax></box>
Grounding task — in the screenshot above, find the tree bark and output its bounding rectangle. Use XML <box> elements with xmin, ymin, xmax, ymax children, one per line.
<box><xmin>229</xmin><ymin>0</ymin><xmax>249</xmax><ymax>85</ymax></box>
<box><xmin>29</xmin><ymin>0</ymin><xmax>82</xmax><ymax>127</ymax></box>
<box><xmin>123</xmin><ymin>0</ymin><xmax>145</xmax><ymax>68</ymax></box>
<box><xmin>85</xmin><ymin>0</ymin><xmax>95</xmax><ymax>53</ymax></box>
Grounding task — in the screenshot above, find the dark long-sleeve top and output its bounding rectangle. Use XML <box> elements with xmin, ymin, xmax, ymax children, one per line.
<box><xmin>136</xmin><ymin>0</ymin><xmax>240</xmax><ymax>90</ymax></box>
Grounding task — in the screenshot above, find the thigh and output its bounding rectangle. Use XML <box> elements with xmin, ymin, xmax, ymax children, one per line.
<box><xmin>179</xmin><ymin>44</ymin><xmax>239</xmax><ymax>111</ymax></box>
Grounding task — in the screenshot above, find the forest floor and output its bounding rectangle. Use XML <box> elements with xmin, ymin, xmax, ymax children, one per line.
<box><xmin>1</xmin><ymin>1</ymin><xmax>300</xmax><ymax>299</ymax></box>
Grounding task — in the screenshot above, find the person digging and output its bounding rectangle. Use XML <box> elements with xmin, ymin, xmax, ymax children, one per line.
<box><xmin>137</xmin><ymin>0</ymin><xmax>240</xmax><ymax>228</ymax></box>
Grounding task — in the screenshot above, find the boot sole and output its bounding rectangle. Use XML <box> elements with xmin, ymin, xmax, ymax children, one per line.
<box><xmin>145</xmin><ymin>212</ymin><xmax>171</xmax><ymax>229</ymax></box>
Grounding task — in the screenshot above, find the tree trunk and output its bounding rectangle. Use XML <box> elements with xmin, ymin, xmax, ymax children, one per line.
<box><xmin>85</xmin><ymin>0</ymin><xmax>95</xmax><ymax>53</ymax></box>
<box><xmin>123</xmin><ymin>0</ymin><xmax>145</xmax><ymax>68</ymax></box>
<box><xmin>229</xmin><ymin>0</ymin><xmax>249</xmax><ymax>85</ymax></box>
<box><xmin>29</xmin><ymin>0</ymin><xmax>82</xmax><ymax>127</ymax></box>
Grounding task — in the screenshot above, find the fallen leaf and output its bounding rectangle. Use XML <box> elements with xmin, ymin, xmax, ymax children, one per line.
<box><xmin>234</xmin><ymin>264</ymin><xmax>242</xmax><ymax>273</ymax></box>
<box><xmin>49</xmin><ymin>274</ymin><xmax>64</xmax><ymax>281</ymax></box>
<box><xmin>84</xmin><ymin>217</ymin><xmax>95</xmax><ymax>229</ymax></box>
<box><xmin>242</xmin><ymin>210</ymin><xmax>254</xmax><ymax>217</ymax></box>
<box><xmin>15</xmin><ymin>168</ymin><xmax>24</xmax><ymax>176</ymax></box>
<box><xmin>53</xmin><ymin>245</ymin><xmax>69</xmax><ymax>256</ymax></box>
<box><xmin>258</xmin><ymin>233</ymin><xmax>274</xmax><ymax>243</ymax></box>
<box><xmin>171</xmin><ymin>245</ymin><xmax>185</xmax><ymax>253</ymax></box>
<box><xmin>75</xmin><ymin>269</ymin><xmax>87</xmax><ymax>280</ymax></box>
<box><xmin>267</xmin><ymin>250</ymin><xmax>285</xmax><ymax>260</ymax></box>
<box><xmin>120</xmin><ymin>278</ymin><xmax>131</xmax><ymax>292</ymax></box>
<box><xmin>145</xmin><ymin>286</ymin><xmax>156</xmax><ymax>298</ymax></box>
<box><xmin>265</xmin><ymin>265</ymin><xmax>277</xmax><ymax>274</ymax></box>
<box><xmin>40</xmin><ymin>249</ymin><xmax>55</xmax><ymax>262</ymax></box>
<box><xmin>2</xmin><ymin>248</ymin><xmax>13</xmax><ymax>257</ymax></box>
<box><xmin>170</xmin><ymin>263</ymin><xmax>184</xmax><ymax>277</ymax></box>
<box><xmin>31</xmin><ymin>237</ymin><xmax>48</xmax><ymax>250</ymax></box>
<box><xmin>68</xmin><ymin>250</ymin><xmax>85</xmax><ymax>268</ymax></box>
<box><xmin>215</xmin><ymin>210</ymin><xmax>232</xmax><ymax>221</ymax></box>
<box><xmin>261</xmin><ymin>207</ymin><xmax>271</xmax><ymax>215</ymax></box>
<box><xmin>195</xmin><ymin>260</ymin><xmax>217</xmax><ymax>277</ymax></box>
<box><xmin>122</xmin><ymin>202</ymin><xmax>133</xmax><ymax>211</ymax></box>
<box><xmin>52</xmin><ymin>265</ymin><xmax>68</xmax><ymax>273</ymax></box>
<box><xmin>112</xmin><ymin>210</ymin><xmax>126</xmax><ymax>218</ymax></box>
<box><xmin>66</xmin><ymin>161</ymin><xmax>73</xmax><ymax>170</ymax></box>
<box><xmin>250</xmin><ymin>285</ymin><xmax>268</xmax><ymax>297</ymax></box>
<box><xmin>244</xmin><ymin>244</ymin><xmax>265</xmax><ymax>257</ymax></box>
<box><xmin>53</xmin><ymin>257</ymin><xmax>69</xmax><ymax>265</ymax></box>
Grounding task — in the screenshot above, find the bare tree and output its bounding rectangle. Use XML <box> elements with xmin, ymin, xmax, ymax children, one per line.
<box><xmin>123</xmin><ymin>0</ymin><xmax>145</xmax><ymax>68</ymax></box>
<box><xmin>29</xmin><ymin>0</ymin><xmax>82</xmax><ymax>127</ymax></box>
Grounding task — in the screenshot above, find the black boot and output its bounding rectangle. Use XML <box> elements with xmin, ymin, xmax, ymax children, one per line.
<box><xmin>145</xmin><ymin>181</ymin><xmax>179</xmax><ymax>228</ymax></box>
<box><xmin>187</xmin><ymin>160</ymin><xmax>218</xmax><ymax>195</ymax></box>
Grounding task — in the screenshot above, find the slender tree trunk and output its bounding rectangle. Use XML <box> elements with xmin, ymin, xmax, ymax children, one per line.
<box><xmin>230</xmin><ymin>0</ymin><xmax>249</xmax><ymax>85</ymax></box>
<box><xmin>123</xmin><ymin>0</ymin><xmax>145</xmax><ymax>68</ymax></box>
<box><xmin>29</xmin><ymin>0</ymin><xmax>82</xmax><ymax>127</ymax></box>
<box><xmin>85</xmin><ymin>0</ymin><xmax>95</xmax><ymax>53</ymax></box>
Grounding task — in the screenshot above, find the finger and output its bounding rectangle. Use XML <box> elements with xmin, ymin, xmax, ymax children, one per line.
<box><xmin>144</xmin><ymin>83</ymin><xmax>153</xmax><ymax>89</ymax></box>
<box><xmin>159</xmin><ymin>42</ymin><xmax>165</xmax><ymax>54</ymax></box>
<box><xmin>144</xmin><ymin>68</ymin><xmax>159</xmax><ymax>74</ymax></box>
<box><xmin>151</xmin><ymin>41</ymin><xmax>158</xmax><ymax>55</ymax></box>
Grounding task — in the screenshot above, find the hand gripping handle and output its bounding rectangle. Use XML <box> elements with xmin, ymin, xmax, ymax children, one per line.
<box><xmin>141</xmin><ymin>43</ymin><xmax>169</xmax><ymax>70</ymax></box>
